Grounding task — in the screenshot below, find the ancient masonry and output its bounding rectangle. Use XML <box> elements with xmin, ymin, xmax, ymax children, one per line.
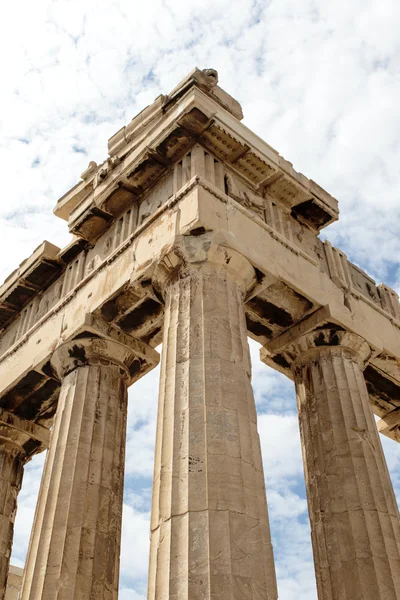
<box><xmin>0</xmin><ymin>68</ymin><xmax>399</xmax><ymax>600</ymax></box>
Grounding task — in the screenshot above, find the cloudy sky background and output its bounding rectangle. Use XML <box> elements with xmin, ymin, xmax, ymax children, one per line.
<box><xmin>1</xmin><ymin>1</ymin><xmax>400</xmax><ymax>598</ymax></box>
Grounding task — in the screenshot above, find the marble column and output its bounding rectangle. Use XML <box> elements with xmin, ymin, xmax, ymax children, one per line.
<box><xmin>0</xmin><ymin>410</ymin><xmax>49</xmax><ymax>600</ymax></box>
<box><xmin>290</xmin><ymin>328</ymin><xmax>400</xmax><ymax>600</ymax></box>
<box><xmin>21</xmin><ymin>333</ymin><xmax>157</xmax><ymax>600</ymax></box>
<box><xmin>149</xmin><ymin>240</ymin><xmax>277</xmax><ymax>600</ymax></box>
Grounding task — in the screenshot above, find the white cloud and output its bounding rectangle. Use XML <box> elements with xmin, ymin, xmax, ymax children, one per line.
<box><xmin>259</xmin><ymin>413</ymin><xmax>304</xmax><ymax>483</ymax></box>
<box><xmin>4</xmin><ymin>1</ymin><xmax>400</xmax><ymax>598</ymax></box>
<box><xmin>125</xmin><ymin>363</ymin><xmax>160</xmax><ymax>479</ymax></box>
<box><xmin>120</xmin><ymin>504</ymin><xmax>151</xmax><ymax>584</ymax></box>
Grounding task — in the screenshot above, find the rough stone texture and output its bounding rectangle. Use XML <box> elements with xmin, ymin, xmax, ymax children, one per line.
<box><xmin>20</xmin><ymin>336</ymin><xmax>139</xmax><ymax>600</ymax></box>
<box><xmin>148</xmin><ymin>240</ymin><xmax>277</xmax><ymax>600</ymax></box>
<box><xmin>0</xmin><ymin>446</ymin><xmax>24</xmax><ymax>600</ymax></box>
<box><xmin>291</xmin><ymin>330</ymin><xmax>400</xmax><ymax>600</ymax></box>
<box><xmin>0</xmin><ymin>413</ymin><xmax>48</xmax><ymax>600</ymax></box>
<box><xmin>5</xmin><ymin>565</ymin><xmax>23</xmax><ymax>600</ymax></box>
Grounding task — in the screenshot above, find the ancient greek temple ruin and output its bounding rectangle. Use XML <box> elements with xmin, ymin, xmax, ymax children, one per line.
<box><xmin>1</xmin><ymin>68</ymin><xmax>399</xmax><ymax>600</ymax></box>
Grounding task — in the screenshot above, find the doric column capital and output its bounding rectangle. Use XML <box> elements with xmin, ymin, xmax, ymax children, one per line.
<box><xmin>0</xmin><ymin>407</ymin><xmax>49</xmax><ymax>460</ymax></box>
<box><xmin>153</xmin><ymin>235</ymin><xmax>256</xmax><ymax>297</ymax></box>
<box><xmin>50</xmin><ymin>315</ymin><xmax>159</xmax><ymax>384</ymax></box>
<box><xmin>260</xmin><ymin>306</ymin><xmax>378</xmax><ymax>380</ymax></box>
<box><xmin>286</xmin><ymin>328</ymin><xmax>372</xmax><ymax>372</ymax></box>
<box><xmin>51</xmin><ymin>336</ymin><xmax>150</xmax><ymax>384</ymax></box>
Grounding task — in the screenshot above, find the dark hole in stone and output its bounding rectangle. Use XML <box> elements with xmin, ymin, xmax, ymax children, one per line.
<box><xmin>101</xmin><ymin>299</ymin><xmax>119</xmax><ymax>322</ymax></box>
<box><xmin>272</xmin><ymin>354</ymin><xmax>291</xmax><ymax>370</ymax></box>
<box><xmin>291</xmin><ymin>199</ymin><xmax>332</xmax><ymax>229</ymax></box>
<box><xmin>314</xmin><ymin>332</ymin><xmax>326</xmax><ymax>346</ymax></box>
<box><xmin>118</xmin><ymin>298</ymin><xmax>163</xmax><ymax>332</ymax></box>
<box><xmin>22</xmin><ymin>438</ymin><xmax>40</xmax><ymax>457</ymax></box>
<box><xmin>24</xmin><ymin>260</ymin><xmax>62</xmax><ymax>289</ymax></box>
<box><xmin>144</xmin><ymin>326</ymin><xmax>162</xmax><ymax>345</ymax></box>
<box><xmin>73</xmin><ymin>331</ymin><xmax>101</xmax><ymax>340</ymax></box>
<box><xmin>315</xmin><ymin>322</ymin><xmax>344</xmax><ymax>332</ymax></box>
<box><xmin>224</xmin><ymin>174</ymin><xmax>229</xmax><ymax>195</ymax></box>
<box><xmin>0</xmin><ymin>371</ymin><xmax>44</xmax><ymax>410</ymax></box>
<box><xmin>0</xmin><ymin>305</ymin><xmax>18</xmax><ymax>329</ymax></box>
<box><xmin>314</xmin><ymin>325</ymin><xmax>344</xmax><ymax>347</ymax></box>
<box><xmin>68</xmin><ymin>344</ymin><xmax>87</xmax><ymax>363</ymax></box>
<box><xmin>246</xmin><ymin>297</ymin><xmax>293</xmax><ymax>328</ymax></box>
<box><xmin>6</xmin><ymin>285</ymin><xmax>37</xmax><ymax>309</ymax></box>
<box><xmin>189</xmin><ymin>227</ymin><xmax>207</xmax><ymax>236</ymax></box>
<box><xmin>15</xmin><ymin>379</ymin><xmax>60</xmax><ymax>421</ymax></box>
<box><xmin>129</xmin><ymin>359</ymin><xmax>142</xmax><ymax>379</ymax></box>
<box><xmin>330</xmin><ymin>333</ymin><xmax>340</xmax><ymax>346</ymax></box>
<box><xmin>254</xmin><ymin>268</ymin><xmax>265</xmax><ymax>285</ymax></box>
<box><xmin>365</xmin><ymin>365</ymin><xmax>400</xmax><ymax>405</ymax></box>
<box><xmin>245</xmin><ymin>315</ymin><xmax>272</xmax><ymax>339</ymax></box>
<box><xmin>41</xmin><ymin>360</ymin><xmax>55</xmax><ymax>378</ymax></box>
<box><xmin>60</xmin><ymin>240</ymin><xmax>88</xmax><ymax>264</ymax></box>
<box><xmin>152</xmin><ymin>286</ymin><xmax>164</xmax><ymax>305</ymax></box>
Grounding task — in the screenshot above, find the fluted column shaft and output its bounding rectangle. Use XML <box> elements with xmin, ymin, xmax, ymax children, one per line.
<box><xmin>149</xmin><ymin>242</ymin><xmax>277</xmax><ymax>600</ymax></box>
<box><xmin>0</xmin><ymin>444</ymin><xmax>24</xmax><ymax>600</ymax></box>
<box><xmin>0</xmin><ymin>410</ymin><xmax>48</xmax><ymax>600</ymax></box>
<box><xmin>292</xmin><ymin>330</ymin><xmax>400</xmax><ymax>600</ymax></box>
<box><xmin>21</xmin><ymin>336</ymin><xmax>137</xmax><ymax>600</ymax></box>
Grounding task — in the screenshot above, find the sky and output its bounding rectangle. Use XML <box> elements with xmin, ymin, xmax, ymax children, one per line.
<box><xmin>1</xmin><ymin>1</ymin><xmax>400</xmax><ymax>598</ymax></box>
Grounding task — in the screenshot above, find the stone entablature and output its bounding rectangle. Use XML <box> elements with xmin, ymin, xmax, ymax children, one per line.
<box><xmin>0</xmin><ymin>138</ymin><xmax>399</xmax><ymax>435</ymax></box>
<box><xmin>2</xmin><ymin>146</ymin><xmax>399</xmax><ymax>359</ymax></box>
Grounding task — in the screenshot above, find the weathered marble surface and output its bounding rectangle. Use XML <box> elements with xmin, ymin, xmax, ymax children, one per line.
<box><xmin>4</xmin><ymin>565</ymin><xmax>23</xmax><ymax>600</ymax></box>
<box><xmin>148</xmin><ymin>240</ymin><xmax>278</xmax><ymax>600</ymax></box>
<box><xmin>292</xmin><ymin>330</ymin><xmax>400</xmax><ymax>600</ymax></box>
<box><xmin>21</xmin><ymin>336</ymin><xmax>148</xmax><ymax>600</ymax></box>
<box><xmin>0</xmin><ymin>413</ymin><xmax>48</xmax><ymax>600</ymax></box>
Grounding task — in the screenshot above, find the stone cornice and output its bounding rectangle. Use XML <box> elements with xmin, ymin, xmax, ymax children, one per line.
<box><xmin>52</xmin><ymin>79</ymin><xmax>338</xmax><ymax>246</ymax></box>
<box><xmin>0</xmin><ymin>241</ymin><xmax>63</xmax><ymax>333</ymax></box>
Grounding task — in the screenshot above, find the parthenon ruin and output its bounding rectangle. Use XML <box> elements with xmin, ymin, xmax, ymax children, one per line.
<box><xmin>1</xmin><ymin>68</ymin><xmax>399</xmax><ymax>599</ymax></box>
